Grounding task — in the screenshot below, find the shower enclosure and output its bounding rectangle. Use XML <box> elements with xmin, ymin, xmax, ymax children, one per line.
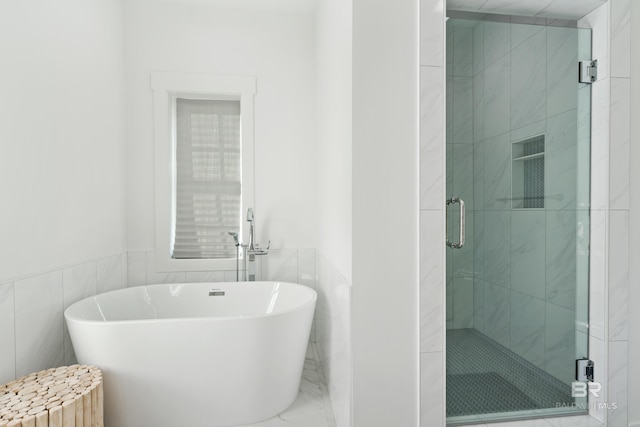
<box><xmin>445</xmin><ymin>13</ymin><xmax>592</xmax><ymax>425</ymax></box>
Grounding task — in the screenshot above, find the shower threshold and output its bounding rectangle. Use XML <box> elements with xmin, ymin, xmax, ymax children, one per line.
<box><xmin>446</xmin><ymin>329</ymin><xmax>586</xmax><ymax>426</ymax></box>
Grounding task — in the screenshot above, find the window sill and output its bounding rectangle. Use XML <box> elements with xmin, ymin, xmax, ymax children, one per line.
<box><xmin>155</xmin><ymin>253</ymin><xmax>239</xmax><ymax>272</ymax></box>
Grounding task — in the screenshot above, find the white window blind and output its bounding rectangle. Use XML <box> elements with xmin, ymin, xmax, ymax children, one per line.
<box><xmin>173</xmin><ymin>98</ymin><xmax>241</xmax><ymax>259</ymax></box>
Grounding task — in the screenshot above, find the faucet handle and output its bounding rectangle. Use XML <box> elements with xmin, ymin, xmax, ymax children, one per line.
<box><xmin>249</xmin><ymin>241</ymin><xmax>270</xmax><ymax>256</ymax></box>
<box><xmin>246</xmin><ymin>208</ymin><xmax>254</xmax><ymax>222</ymax></box>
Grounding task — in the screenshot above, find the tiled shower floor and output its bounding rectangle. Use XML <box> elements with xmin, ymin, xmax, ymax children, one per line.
<box><xmin>239</xmin><ymin>344</ymin><xmax>337</xmax><ymax>427</ymax></box>
<box><xmin>447</xmin><ymin>329</ymin><xmax>579</xmax><ymax>425</ymax></box>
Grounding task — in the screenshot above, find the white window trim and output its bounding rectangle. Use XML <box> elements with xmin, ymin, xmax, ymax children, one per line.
<box><xmin>151</xmin><ymin>72</ymin><xmax>256</xmax><ymax>272</ymax></box>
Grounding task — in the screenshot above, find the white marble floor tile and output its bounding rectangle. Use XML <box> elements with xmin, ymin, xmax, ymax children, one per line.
<box><xmin>544</xmin><ymin>414</ymin><xmax>604</xmax><ymax>427</ymax></box>
<box><xmin>242</xmin><ymin>344</ymin><xmax>336</xmax><ymax>427</ymax></box>
<box><xmin>484</xmin><ymin>419</ymin><xmax>550</xmax><ymax>427</ymax></box>
<box><xmin>481</xmin><ymin>414</ymin><xmax>603</xmax><ymax>427</ymax></box>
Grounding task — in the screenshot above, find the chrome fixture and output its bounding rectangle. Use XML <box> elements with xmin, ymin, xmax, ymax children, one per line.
<box><xmin>227</xmin><ymin>230</ymin><xmax>240</xmax><ymax>281</ymax></box>
<box><xmin>245</xmin><ymin>208</ymin><xmax>269</xmax><ymax>258</ymax></box>
<box><xmin>244</xmin><ymin>208</ymin><xmax>270</xmax><ymax>281</ymax></box>
<box><xmin>247</xmin><ymin>208</ymin><xmax>255</xmax><ymax>250</ymax></box>
<box><xmin>579</xmin><ymin>60</ymin><xmax>598</xmax><ymax>84</ymax></box>
<box><xmin>228</xmin><ymin>229</ymin><xmax>240</xmax><ymax>247</ymax></box>
<box><xmin>228</xmin><ymin>208</ymin><xmax>270</xmax><ymax>282</ymax></box>
<box><xmin>446</xmin><ymin>197</ymin><xmax>465</xmax><ymax>249</ymax></box>
<box><xmin>576</xmin><ymin>359</ymin><xmax>595</xmax><ymax>382</ymax></box>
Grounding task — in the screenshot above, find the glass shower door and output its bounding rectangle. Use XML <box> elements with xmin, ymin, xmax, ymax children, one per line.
<box><xmin>445</xmin><ymin>14</ymin><xmax>592</xmax><ymax>425</ymax></box>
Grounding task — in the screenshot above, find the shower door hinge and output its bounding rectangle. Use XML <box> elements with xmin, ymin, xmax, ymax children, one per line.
<box><xmin>576</xmin><ymin>359</ymin><xmax>595</xmax><ymax>382</ymax></box>
<box><xmin>579</xmin><ymin>60</ymin><xmax>598</xmax><ymax>83</ymax></box>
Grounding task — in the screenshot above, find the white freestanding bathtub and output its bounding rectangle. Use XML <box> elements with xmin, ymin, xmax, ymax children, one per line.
<box><xmin>64</xmin><ymin>281</ymin><xmax>316</xmax><ymax>427</ymax></box>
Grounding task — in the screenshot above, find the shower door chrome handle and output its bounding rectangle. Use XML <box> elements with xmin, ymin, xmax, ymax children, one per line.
<box><xmin>446</xmin><ymin>197</ymin><xmax>465</xmax><ymax>249</ymax></box>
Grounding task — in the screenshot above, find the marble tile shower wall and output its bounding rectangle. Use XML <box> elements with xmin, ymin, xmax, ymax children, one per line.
<box><xmin>446</xmin><ymin>19</ymin><xmax>475</xmax><ymax>331</ymax></box>
<box><xmin>599</xmin><ymin>0</ymin><xmax>631</xmax><ymax>426</ymax></box>
<box><xmin>423</xmin><ymin>0</ymin><xmax>630</xmax><ymax>426</ymax></box>
<box><xmin>0</xmin><ymin>253</ymin><xmax>127</xmax><ymax>385</ymax></box>
<box><xmin>126</xmin><ymin>249</ymin><xmax>318</xmax><ymax>342</ymax></box>
<box><xmin>445</xmin><ymin>17</ymin><xmax>591</xmax><ymax>386</ymax></box>
<box><xmin>419</xmin><ymin>0</ymin><xmax>446</xmax><ymax>425</ymax></box>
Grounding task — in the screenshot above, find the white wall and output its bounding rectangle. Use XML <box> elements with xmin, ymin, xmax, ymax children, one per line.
<box><xmin>0</xmin><ymin>0</ymin><xmax>127</xmax><ymax>384</ymax></box>
<box><xmin>352</xmin><ymin>0</ymin><xmax>420</xmax><ymax>426</ymax></box>
<box><xmin>316</xmin><ymin>0</ymin><xmax>353</xmax><ymax>283</ymax></box>
<box><xmin>124</xmin><ymin>0</ymin><xmax>317</xmax><ymax>254</ymax></box>
<box><xmin>0</xmin><ymin>0</ymin><xmax>127</xmax><ymax>283</ymax></box>
<box><xmin>315</xmin><ymin>1</ymin><xmax>353</xmax><ymax>426</ymax></box>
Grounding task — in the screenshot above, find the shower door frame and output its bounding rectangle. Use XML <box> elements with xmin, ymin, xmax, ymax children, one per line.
<box><xmin>424</xmin><ymin>5</ymin><xmax>613</xmax><ymax>427</ymax></box>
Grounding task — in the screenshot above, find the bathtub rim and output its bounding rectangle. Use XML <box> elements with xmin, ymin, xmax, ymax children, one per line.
<box><xmin>64</xmin><ymin>280</ymin><xmax>317</xmax><ymax>325</ymax></box>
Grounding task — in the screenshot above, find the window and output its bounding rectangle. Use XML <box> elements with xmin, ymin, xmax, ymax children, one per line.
<box><xmin>173</xmin><ymin>98</ymin><xmax>241</xmax><ymax>260</ymax></box>
<box><xmin>152</xmin><ymin>73</ymin><xmax>256</xmax><ymax>272</ymax></box>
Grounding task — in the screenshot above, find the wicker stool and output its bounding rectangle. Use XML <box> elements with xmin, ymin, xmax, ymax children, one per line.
<box><xmin>0</xmin><ymin>365</ymin><xmax>103</xmax><ymax>427</ymax></box>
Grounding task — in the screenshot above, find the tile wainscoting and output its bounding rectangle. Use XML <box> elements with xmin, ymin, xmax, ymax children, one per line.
<box><xmin>0</xmin><ymin>248</ymin><xmax>348</xmax><ymax>427</ymax></box>
<box><xmin>0</xmin><ymin>248</ymin><xmax>318</xmax><ymax>386</ymax></box>
<box><xmin>0</xmin><ymin>253</ymin><xmax>127</xmax><ymax>384</ymax></box>
<box><xmin>315</xmin><ymin>253</ymin><xmax>351</xmax><ymax>427</ymax></box>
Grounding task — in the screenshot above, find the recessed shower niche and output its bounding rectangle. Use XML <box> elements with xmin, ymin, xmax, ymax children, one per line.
<box><xmin>445</xmin><ymin>12</ymin><xmax>592</xmax><ymax>426</ymax></box>
<box><xmin>512</xmin><ymin>135</ymin><xmax>545</xmax><ymax>209</ymax></box>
